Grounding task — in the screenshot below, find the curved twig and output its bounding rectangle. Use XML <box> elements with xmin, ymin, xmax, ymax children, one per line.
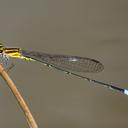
<box><xmin>0</xmin><ymin>64</ymin><xmax>38</xmax><ymax>128</ymax></box>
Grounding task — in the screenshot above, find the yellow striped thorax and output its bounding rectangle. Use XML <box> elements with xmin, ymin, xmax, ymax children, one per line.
<box><xmin>0</xmin><ymin>42</ymin><xmax>33</xmax><ymax>61</ymax></box>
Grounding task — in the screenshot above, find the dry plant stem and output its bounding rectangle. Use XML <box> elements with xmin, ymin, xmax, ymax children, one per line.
<box><xmin>0</xmin><ymin>64</ymin><xmax>38</xmax><ymax>128</ymax></box>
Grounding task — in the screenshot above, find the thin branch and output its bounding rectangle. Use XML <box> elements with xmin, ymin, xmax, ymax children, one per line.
<box><xmin>0</xmin><ymin>64</ymin><xmax>38</xmax><ymax>128</ymax></box>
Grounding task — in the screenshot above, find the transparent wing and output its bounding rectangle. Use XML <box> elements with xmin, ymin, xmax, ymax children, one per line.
<box><xmin>21</xmin><ymin>50</ymin><xmax>104</xmax><ymax>73</ymax></box>
<box><xmin>20</xmin><ymin>50</ymin><xmax>128</xmax><ymax>96</ymax></box>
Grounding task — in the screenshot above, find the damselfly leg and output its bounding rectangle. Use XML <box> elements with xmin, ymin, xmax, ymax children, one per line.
<box><xmin>0</xmin><ymin>56</ymin><xmax>14</xmax><ymax>72</ymax></box>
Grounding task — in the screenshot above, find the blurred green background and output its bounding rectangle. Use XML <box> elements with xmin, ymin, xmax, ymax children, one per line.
<box><xmin>0</xmin><ymin>0</ymin><xmax>128</xmax><ymax>128</ymax></box>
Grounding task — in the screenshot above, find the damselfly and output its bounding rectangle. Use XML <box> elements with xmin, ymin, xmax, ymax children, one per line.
<box><xmin>0</xmin><ymin>43</ymin><xmax>128</xmax><ymax>96</ymax></box>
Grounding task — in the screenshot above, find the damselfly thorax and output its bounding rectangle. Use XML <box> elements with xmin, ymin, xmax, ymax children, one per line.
<box><xmin>0</xmin><ymin>43</ymin><xmax>32</xmax><ymax>61</ymax></box>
